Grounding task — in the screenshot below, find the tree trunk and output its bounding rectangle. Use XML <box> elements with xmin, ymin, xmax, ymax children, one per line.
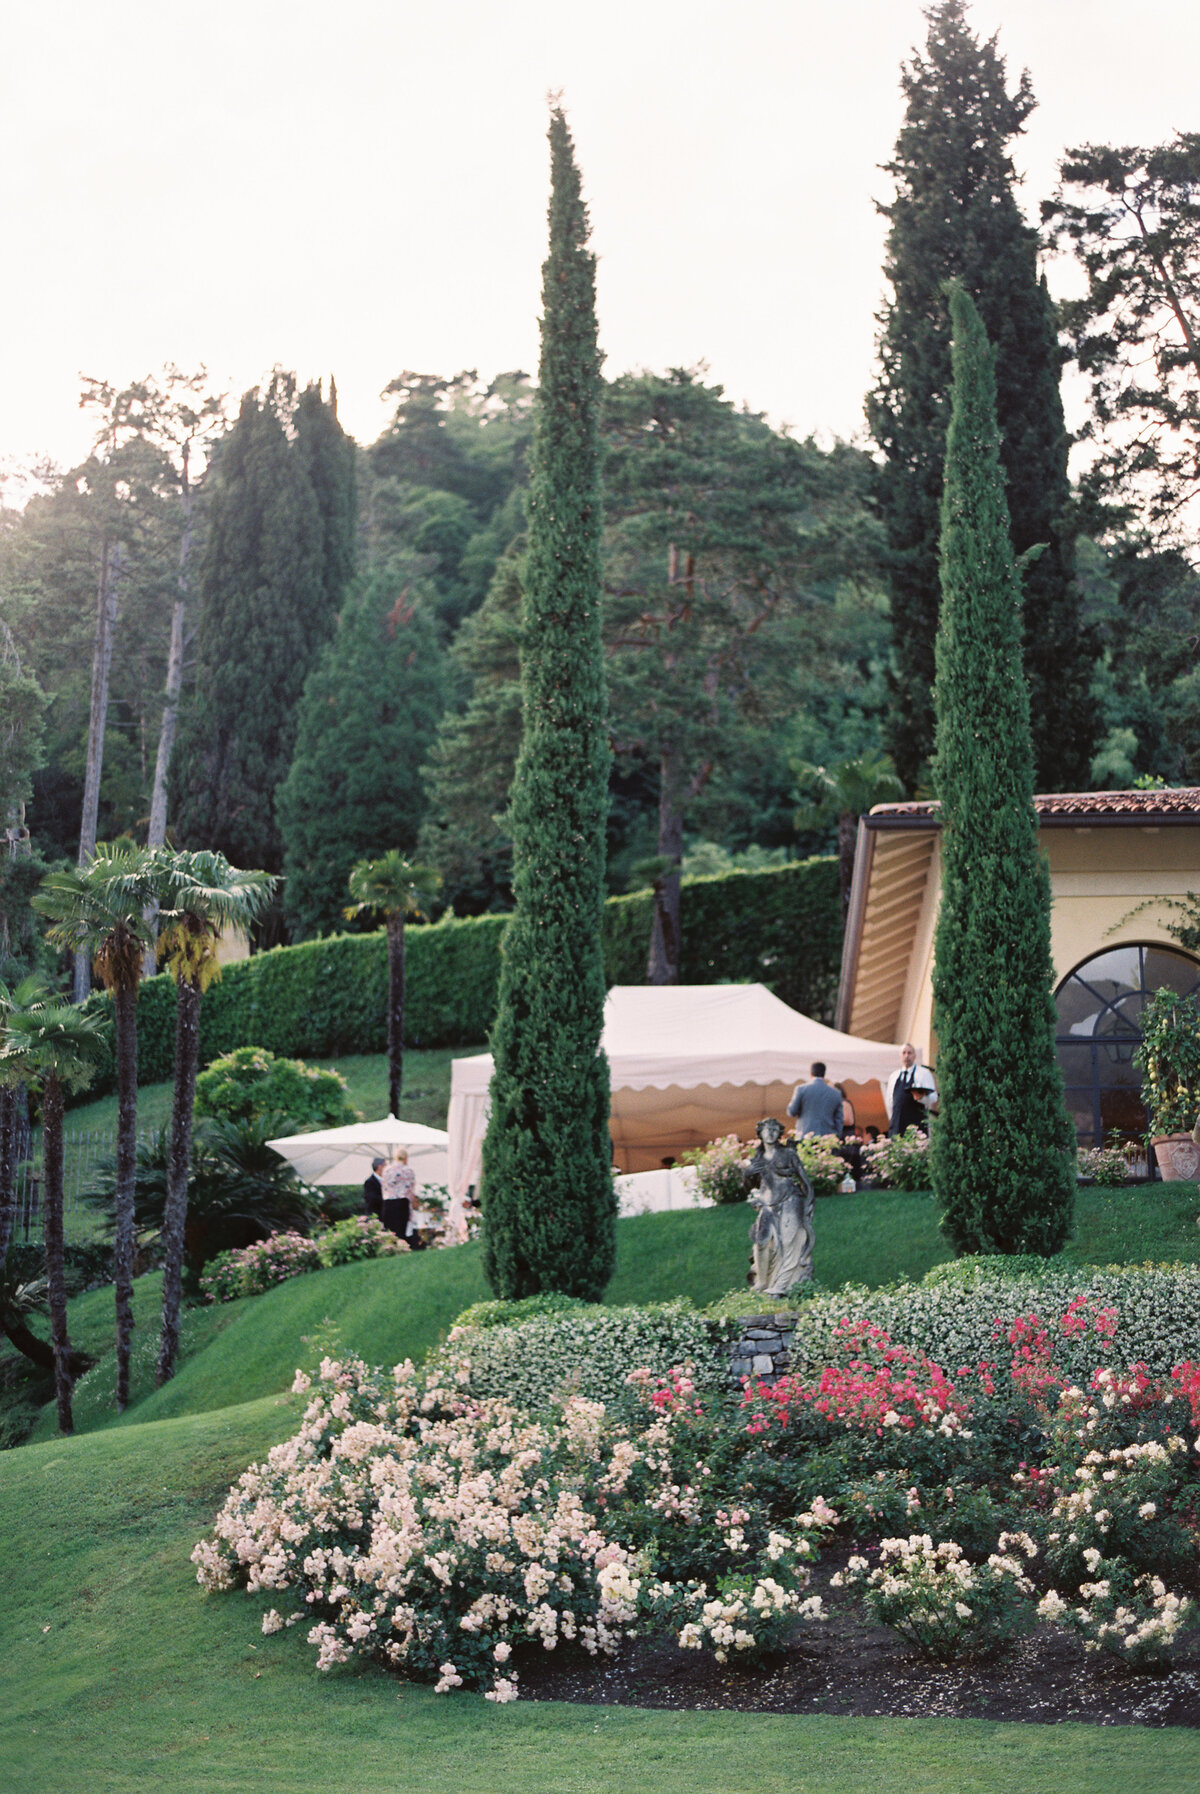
<box><xmin>0</xmin><ymin>1085</ymin><xmax>16</xmax><ymax>1263</ymax></box>
<box><xmin>76</xmin><ymin>537</ymin><xmax>123</xmax><ymax>1002</ymax></box>
<box><xmin>156</xmin><ymin>976</ymin><xmax>201</xmax><ymax>1386</ymax></box>
<box><xmin>646</xmin><ymin>753</ymin><xmax>683</xmax><ymax>985</ymax></box>
<box><xmin>41</xmin><ymin>1073</ymin><xmax>75</xmax><ymax>1433</ymax></box>
<box><xmin>112</xmin><ymin>982</ymin><xmax>139</xmax><ymax>1410</ymax></box>
<box><xmin>144</xmin><ymin>453</ymin><xmax>193</xmax><ymax>974</ymax></box>
<box><xmin>387</xmin><ymin>914</ymin><xmax>405</xmax><ymax>1116</ymax></box>
<box><xmin>837</xmin><ymin>810</ymin><xmax>858</xmax><ymax>918</ymax></box>
<box><xmin>0</xmin><ymin>1306</ymin><xmax>93</xmax><ymax>1376</ymax></box>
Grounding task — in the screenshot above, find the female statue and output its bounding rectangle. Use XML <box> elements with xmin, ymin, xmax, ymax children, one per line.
<box><xmin>745</xmin><ymin>1117</ymin><xmax>814</xmax><ymax>1296</ymax></box>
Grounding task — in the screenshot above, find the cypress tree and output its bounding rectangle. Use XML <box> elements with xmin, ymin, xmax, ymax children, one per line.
<box><xmin>293</xmin><ymin>379</ymin><xmax>358</xmax><ymax>612</ymax></box>
<box><xmin>279</xmin><ymin>572</ymin><xmax>445</xmax><ymax>938</ymax></box>
<box><xmin>173</xmin><ymin>384</ymin><xmax>326</xmax><ymax>871</ymax></box>
<box><xmin>870</xmin><ymin>0</ymin><xmax>1091</xmax><ymax>792</ymax></box>
<box><xmin>930</xmin><ymin>284</ymin><xmax>1074</xmax><ymax>1257</ymax></box>
<box><xmin>480</xmin><ymin>109</ymin><xmax>614</xmax><ymax>1300</ymax></box>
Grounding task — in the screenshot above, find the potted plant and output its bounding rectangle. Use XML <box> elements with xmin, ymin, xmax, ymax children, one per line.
<box><xmin>1134</xmin><ymin>988</ymin><xmax>1200</xmax><ymax>1181</ymax></box>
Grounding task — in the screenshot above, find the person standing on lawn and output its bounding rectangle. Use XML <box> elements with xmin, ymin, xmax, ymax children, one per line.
<box><xmin>381</xmin><ymin>1149</ymin><xmax>416</xmax><ymax>1241</ymax></box>
<box><xmin>886</xmin><ymin>1043</ymin><xmax>938</xmax><ymax>1137</ymax></box>
<box><xmin>786</xmin><ymin>1063</ymin><xmax>845</xmax><ymax>1138</ymax></box>
<box><xmin>363</xmin><ymin>1156</ymin><xmax>385</xmax><ymax>1221</ymax></box>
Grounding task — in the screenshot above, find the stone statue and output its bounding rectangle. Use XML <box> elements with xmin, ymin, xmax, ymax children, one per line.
<box><xmin>745</xmin><ymin>1117</ymin><xmax>814</xmax><ymax>1296</ymax></box>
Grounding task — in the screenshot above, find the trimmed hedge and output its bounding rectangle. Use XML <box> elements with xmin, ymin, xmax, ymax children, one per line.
<box><xmin>77</xmin><ymin>857</ymin><xmax>840</xmax><ymax>1098</ymax></box>
<box><xmin>603</xmin><ymin>856</ymin><xmax>841</xmax><ymax>1019</ymax></box>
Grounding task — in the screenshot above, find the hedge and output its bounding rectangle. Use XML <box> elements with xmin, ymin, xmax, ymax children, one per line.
<box><xmin>601</xmin><ymin>857</ymin><xmax>841</xmax><ymax>1018</ymax></box>
<box><xmin>76</xmin><ymin>856</ymin><xmax>840</xmax><ymax>1098</ymax></box>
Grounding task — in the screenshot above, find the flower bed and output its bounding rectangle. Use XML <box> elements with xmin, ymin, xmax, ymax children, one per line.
<box><xmin>200</xmin><ymin>1215</ymin><xmax>407</xmax><ymax>1303</ymax></box>
<box><xmin>195</xmin><ymin>1276</ymin><xmax>1200</xmax><ymax>1703</ymax></box>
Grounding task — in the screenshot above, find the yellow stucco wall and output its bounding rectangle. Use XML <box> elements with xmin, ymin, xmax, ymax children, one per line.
<box><xmin>215</xmin><ymin>925</ymin><xmax>251</xmax><ymax>966</ymax></box>
<box><xmin>899</xmin><ymin>825</ymin><xmax>1200</xmax><ymax>1057</ymax></box>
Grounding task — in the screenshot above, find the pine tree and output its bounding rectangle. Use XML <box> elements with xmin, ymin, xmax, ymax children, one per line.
<box><xmin>870</xmin><ymin>0</ymin><xmax>1091</xmax><ymax>792</ymax></box>
<box><xmin>279</xmin><ymin>572</ymin><xmax>445</xmax><ymax>938</ymax></box>
<box><xmin>480</xmin><ymin>109</ymin><xmax>614</xmax><ymax>1301</ymax></box>
<box><xmin>930</xmin><ymin>284</ymin><xmax>1074</xmax><ymax>1257</ymax></box>
<box><xmin>173</xmin><ymin>383</ymin><xmax>327</xmax><ymax>871</ymax></box>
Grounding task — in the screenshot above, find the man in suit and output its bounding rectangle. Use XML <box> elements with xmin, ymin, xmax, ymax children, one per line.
<box><xmin>786</xmin><ymin>1062</ymin><xmax>844</xmax><ymax>1138</ymax></box>
<box><xmin>886</xmin><ymin>1043</ymin><xmax>938</xmax><ymax>1137</ymax></box>
<box><xmin>363</xmin><ymin>1156</ymin><xmax>385</xmax><ymax>1220</ymax></box>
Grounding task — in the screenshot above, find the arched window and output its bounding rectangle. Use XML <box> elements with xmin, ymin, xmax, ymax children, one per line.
<box><xmin>1055</xmin><ymin>943</ymin><xmax>1200</xmax><ymax>1146</ymax></box>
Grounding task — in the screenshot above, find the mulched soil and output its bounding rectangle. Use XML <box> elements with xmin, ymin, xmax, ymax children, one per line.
<box><xmin>516</xmin><ymin>1545</ymin><xmax>1200</xmax><ymax>1728</ymax></box>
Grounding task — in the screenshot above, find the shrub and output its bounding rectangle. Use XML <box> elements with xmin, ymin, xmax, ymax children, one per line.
<box><xmin>832</xmin><ymin>1531</ymin><xmax>1038</xmax><ymax>1664</ymax></box>
<box><xmin>193</xmin><ymin>1046</ymin><xmax>358</xmax><ymax>1130</ymax></box>
<box><xmin>200</xmin><ymin>1215</ymin><xmax>406</xmax><ymax>1301</ymax></box>
<box><xmin>200</xmin><ymin>1232</ymin><xmax>322</xmax><ymax>1303</ymax></box>
<box><xmin>452</xmin><ymin>1293</ymin><xmax>589</xmax><ymax>1331</ymax></box>
<box><xmin>740</xmin><ymin>1318</ymin><xmax>980</xmax><ymax>1484</ymax></box>
<box><xmin>782</xmin><ymin>1263</ymin><xmax>1200</xmax><ymax>1391</ymax></box>
<box><xmin>1135</xmin><ymin>987</ymin><xmax>1200</xmax><ymax>1138</ymax></box>
<box><xmin>434</xmin><ymin>1301</ymin><xmax>735</xmax><ymax>1411</ymax></box>
<box><xmin>792</xmin><ymin>1133</ymin><xmax>847</xmax><ymax>1196</ymax></box>
<box><xmin>680</xmin><ymin>1135</ymin><xmax>747</xmax><ymax>1205</ymax></box>
<box><xmin>193</xmin><ymin>1352</ymin><xmax>832</xmax><ymax>1699</ymax></box>
<box><xmin>1038</xmin><ymin>1559</ymin><xmax>1196</xmax><ymax>1671</ymax></box>
<box><xmin>315</xmin><ymin>1215</ymin><xmax>408</xmax><ymax>1268</ymax></box>
<box><xmin>1076</xmin><ymin>1144</ymin><xmax>1130</xmax><ymax>1186</ymax></box>
<box><xmin>863</xmin><ymin>1126</ymin><xmax>931</xmax><ymax>1191</ymax></box>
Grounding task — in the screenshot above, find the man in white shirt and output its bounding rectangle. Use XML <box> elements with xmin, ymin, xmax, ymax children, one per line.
<box><xmin>885</xmin><ymin>1042</ymin><xmax>938</xmax><ymax>1137</ymax></box>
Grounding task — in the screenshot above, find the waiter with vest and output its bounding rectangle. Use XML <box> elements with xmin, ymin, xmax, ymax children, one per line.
<box><xmin>886</xmin><ymin>1042</ymin><xmax>938</xmax><ymax>1137</ymax></box>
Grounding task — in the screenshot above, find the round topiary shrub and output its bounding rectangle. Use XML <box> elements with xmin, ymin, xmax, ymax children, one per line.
<box><xmin>193</xmin><ymin>1045</ymin><xmax>359</xmax><ymax>1132</ymax></box>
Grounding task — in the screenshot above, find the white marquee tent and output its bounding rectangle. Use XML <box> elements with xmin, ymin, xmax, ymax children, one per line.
<box><xmin>447</xmin><ymin>984</ymin><xmax>904</xmax><ymax>1201</ymax></box>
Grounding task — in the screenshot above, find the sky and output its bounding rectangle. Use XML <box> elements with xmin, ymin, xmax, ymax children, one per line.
<box><xmin>1</xmin><ymin>0</ymin><xmax>1196</xmax><ymax>475</ymax></box>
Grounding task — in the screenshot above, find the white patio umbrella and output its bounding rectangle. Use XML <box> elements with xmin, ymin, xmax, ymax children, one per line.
<box><xmin>266</xmin><ymin>1116</ymin><xmax>450</xmax><ymax>1188</ymax></box>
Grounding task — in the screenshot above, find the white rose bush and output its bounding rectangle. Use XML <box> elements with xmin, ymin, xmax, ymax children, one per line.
<box><xmin>831</xmin><ymin>1531</ymin><xmax>1039</xmax><ymax>1664</ymax></box>
<box><xmin>192</xmin><ymin>1354</ymin><xmax>835</xmax><ymax>1700</ymax></box>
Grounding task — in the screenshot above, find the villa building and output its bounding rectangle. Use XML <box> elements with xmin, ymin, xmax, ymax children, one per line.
<box><xmin>836</xmin><ymin>788</ymin><xmax>1200</xmax><ymax>1146</ymax></box>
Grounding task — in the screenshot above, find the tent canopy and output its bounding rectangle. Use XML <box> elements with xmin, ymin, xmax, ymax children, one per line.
<box><xmin>267</xmin><ymin>1116</ymin><xmax>449</xmax><ymax>1189</ymax></box>
<box><xmin>448</xmin><ymin>984</ymin><xmax>903</xmax><ymax>1194</ymax></box>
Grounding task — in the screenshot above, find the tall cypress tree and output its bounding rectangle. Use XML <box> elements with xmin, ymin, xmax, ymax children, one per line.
<box><xmin>930</xmin><ymin>284</ymin><xmax>1074</xmax><ymax>1257</ymax></box>
<box><xmin>173</xmin><ymin>383</ymin><xmax>327</xmax><ymax>871</ymax></box>
<box><xmin>870</xmin><ymin>0</ymin><xmax>1091</xmax><ymax>792</ymax></box>
<box><xmin>480</xmin><ymin>109</ymin><xmax>614</xmax><ymax>1301</ymax></box>
<box><xmin>294</xmin><ymin>379</ymin><xmax>358</xmax><ymax>613</ymax></box>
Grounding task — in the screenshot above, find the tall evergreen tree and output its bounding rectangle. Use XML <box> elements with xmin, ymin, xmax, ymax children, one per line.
<box><xmin>930</xmin><ymin>285</ymin><xmax>1074</xmax><ymax>1257</ymax></box>
<box><xmin>869</xmin><ymin>0</ymin><xmax>1091</xmax><ymax>792</ymax></box>
<box><xmin>480</xmin><ymin>109</ymin><xmax>614</xmax><ymax>1301</ymax></box>
<box><xmin>279</xmin><ymin>572</ymin><xmax>445</xmax><ymax>938</ymax></box>
<box><xmin>293</xmin><ymin>379</ymin><xmax>358</xmax><ymax>613</ymax></box>
<box><xmin>172</xmin><ymin>381</ymin><xmax>328</xmax><ymax>871</ymax></box>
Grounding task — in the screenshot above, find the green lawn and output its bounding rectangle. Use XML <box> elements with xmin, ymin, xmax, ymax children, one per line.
<box><xmin>18</xmin><ymin>1184</ymin><xmax>1200</xmax><ymax>1450</ymax></box>
<box><xmin>3</xmin><ymin>1399</ymin><xmax>1198</xmax><ymax>1794</ymax></box>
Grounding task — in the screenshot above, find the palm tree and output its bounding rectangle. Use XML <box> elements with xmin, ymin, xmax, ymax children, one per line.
<box><xmin>0</xmin><ymin>998</ymin><xmax>107</xmax><ymax>1432</ymax></box>
<box><xmin>346</xmin><ymin>853</ymin><xmax>440</xmax><ymax>1117</ymax></box>
<box><xmin>792</xmin><ymin>751</ymin><xmax>906</xmax><ymax>916</ymax></box>
<box><xmin>0</xmin><ymin>975</ymin><xmax>46</xmax><ymax>1265</ymax></box>
<box><xmin>150</xmin><ymin>848</ymin><xmax>275</xmax><ymax>1385</ymax></box>
<box><xmin>33</xmin><ymin>843</ymin><xmax>157</xmax><ymax>1410</ymax></box>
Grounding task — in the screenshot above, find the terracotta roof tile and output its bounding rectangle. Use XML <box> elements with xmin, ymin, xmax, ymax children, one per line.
<box><xmin>867</xmin><ymin>788</ymin><xmax>1200</xmax><ymax>824</ymax></box>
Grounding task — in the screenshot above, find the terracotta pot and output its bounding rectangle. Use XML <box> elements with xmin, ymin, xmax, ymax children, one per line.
<box><xmin>1150</xmin><ymin>1133</ymin><xmax>1200</xmax><ymax>1182</ymax></box>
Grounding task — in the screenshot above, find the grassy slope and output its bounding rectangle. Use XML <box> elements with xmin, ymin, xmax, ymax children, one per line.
<box><xmin>25</xmin><ymin>1185</ymin><xmax>1200</xmax><ymax>1448</ymax></box>
<box><xmin>3</xmin><ymin>1400</ymin><xmax>1197</xmax><ymax>1794</ymax></box>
